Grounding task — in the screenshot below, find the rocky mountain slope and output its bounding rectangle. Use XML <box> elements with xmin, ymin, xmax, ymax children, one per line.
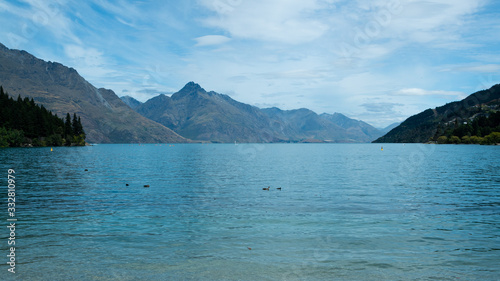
<box><xmin>135</xmin><ymin>82</ymin><xmax>276</xmax><ymax>142</ymax></box>
<box><xmin>134</xmin><ymin>82</ymin><xmax>384</xmax><ymax>143</ymax></box>
<box><xmin>0</xmin><ymin>43</ymin><xmax>186</xmax><ymax>143</ymax></box>
<box><xmin>120</xmin><ymin>95</ymin><xmax>142</xmax><ymax>110</ymax></box>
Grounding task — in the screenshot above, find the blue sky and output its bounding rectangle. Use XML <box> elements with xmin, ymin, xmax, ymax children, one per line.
<box><xmin>1</xmin><ymin>0</ymin><xmax>499</xmax><ymax>128</ymax></box>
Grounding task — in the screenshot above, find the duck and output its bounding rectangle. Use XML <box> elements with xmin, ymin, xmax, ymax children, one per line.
<box><xmin>262</xmin><ymin>186</ymin><xmax>270</xmax><ymax>191</ymax></box>
<box><xmin>277</xmin><ymin>187</ymin><xmax>281</xmax><ymax>190</ymax></box>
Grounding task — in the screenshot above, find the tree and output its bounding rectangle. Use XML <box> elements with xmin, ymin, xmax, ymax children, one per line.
<box><xmin>449</xmin><ymin>135</ymin><xmax>461</xmax><ymax>144</ymax></box>
<box><xmin>72</xmin><ymin>113</ymin><xmax>79</xmax><ymax>135</ymax></box>
<box><xmin>64</xmin><ymin>113</ymin><xmax>73</xmax><ymax>139</ymax></box>
<box><xmin>469</xmin><ymin>136</ymin><xmax>482</xmax><ymax>144</ymax></box>
<box><xmin>0</xmin><ymin>86</ymin><xmax>86</xmax><ymax>147</ymax></box>
<box><xmin>0</xmin><ymin>128</ymin><xmax>25</xmax><ymax>147</ymax></box>
<box><xmin>437</xmin><ymin>136</ymin><xmax>448</xmax><ymax>144</ymax></box>
<box><xmin>72</xmin><ymin>113</ymin><xmax>84</xmax><ymax>137</ymax></box>
<box><xmin>461</xmin><ymin>135</ymin><xmax>471</xmax><ymax>144</ymax></box>
<box><xmin>0</xmin><ymin>127</ymin><xmax>10</xmax><ymax>147</ymax></box>
<box><xmin>484</xmin><ymin>132</ymin><xmax>500</xmax><ymax>144</ymax></box>
<box><xmin>78</xmin><ymin>116</ymin><xmax>85</xmax><ymax>139</ymax></box>
<box><xmin>46</xmin><ymin>133</ymin><xmax>63</xmax><ymax>146</ymax></box>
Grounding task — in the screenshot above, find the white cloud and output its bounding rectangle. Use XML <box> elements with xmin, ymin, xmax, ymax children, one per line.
<box><xmin>62</xmin><ymin>44</ymin><xmax>121</xmax><ymax>83</ymax></box>
<box><xmin>64</xmin><ymin>45</ymin><xmax>104</xmax><ymax>66</ymax></box>
<box><xmin>23</xmin><ymin>0</ymin><xmax>82</xmax><ymax>44</ymax></box>
<box><xmin>394</xmin><ymin>88</ymin><xmax>466</xmax><ymax>99</ymax></box>
<box><xmin>361</xmin><ymin>102</ymin><xmax>403</xmax><ymax>113</ymax></box>
<box><xmin>2</xmin><ymin>0</ymin><xmax>496</xmax><ymax>129</ymax></box>
<box><xmin>90</xmin><ymin>0</ymin><xmax>142</xmax><ymax>22</ymax></box>
<box><xmin>388</xmin><ymin>0</ymin><xmax>483</xmax><ymax>44</ymax></box>
<box><xmin>199</xmin><ymin>0</ymin><xmax>330</xmax><ymax>44</ymax></box>
<box><xmin>455</xmin><ymin>64</ymin><xmax>500</xmax><ymax>73</ymax></box>
<box><xmin>194</xmin><ymin>35</ymin><xmax>231</xmax><ymax>46</ymax></box>
<box><xmin>116</xmin><ymin>17</ymin><xmax>136</xmax><ymax>28</ymax></box>
<box><xmin>0</xmin><ymin>1</ymin><xmax>26</xmax><ymax>17</ymax></box>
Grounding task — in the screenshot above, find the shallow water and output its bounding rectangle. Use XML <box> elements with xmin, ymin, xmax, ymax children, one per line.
<box><xmin>1</xmin><ymin>143</ymin><xmax>499</xmax><ymax>280</ymax></box>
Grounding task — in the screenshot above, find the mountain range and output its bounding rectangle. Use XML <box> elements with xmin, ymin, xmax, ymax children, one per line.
<box><xmin>0</xmin><ymin>42</ymin><xmax>390</xmax><ymax>143</ymax></box>
<box><xmin>374</xmin><ymin>84</ymin><xmax>500</xmax><ymax>143</ymax></box>
<box><xmin>124</xmin><ymin>82</ymin><xmax>384</xmax><ymax>143</ymax></box>
<box><xmin>7</xmin><ymin>39</ymin><xmax>494</xmax><ymax>145</ymax></box>
<box><xmin>0</xmin><ymin>43</ymin><xmax>186</xmax><ymax>143</ymax></box>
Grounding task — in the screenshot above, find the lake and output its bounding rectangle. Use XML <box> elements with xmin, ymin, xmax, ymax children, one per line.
<box><xmin>1</xmin><ymin>143</ymin><xmax>499</xmax><ymax>280</ymax></box>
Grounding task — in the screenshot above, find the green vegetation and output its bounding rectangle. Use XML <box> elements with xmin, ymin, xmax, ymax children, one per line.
<box><xmin>374</xmin><ymin>84</ymin><xmax>500</xmax><ymax>144</ymax></box>
<box><xmin>0</xmin><ymin>86</ymin><xmax>86</xmax><ymax>147</ymax></box>
<box><xmin>435</xmin><ymin>132</ymin><xmax>500</xmax><ymax>145</ymax></box>
<box><xmin>431</xmin><ymin>111</ymin><xmax>500</xmax><ymax>144</ymax></box>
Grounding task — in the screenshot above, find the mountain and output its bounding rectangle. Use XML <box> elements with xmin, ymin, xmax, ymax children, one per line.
<box><xmin>135</xmin><ymin>82</ymin><xmax>276</xmax><ymax>142</ymax></box>
<box><xmin>261</xmin><ymin>108</ymin><xmax>380</xmax><ymax>142</ymax></box>
<box><xmin>262</xmin><ymin>107</ymin><xmax>344</xmax><ymax>142</ymax></box>
<box><xmin>135</xmin><ymin>82</ymin><xmax>383</xmax><ymax>143</ymax></box>
<box><xmin>379</xmin><ymin>122</ymin><xmax>400</xmax><ymax>134</ymax></box>
<box><xmin>0</xmin><ymin>43</ymin><xmax>186</xmax><ymax>143</ymax></box>
<box><xmin>374</xmin><ymin>84</ymin><xmax>500</xmax><ymax>143</ymax></box>
<box><xmin>320</xmin><ymin>112</ymin><xmax>384</xmax><ymax>142</ymax></box>
<box><xmin>120</xmin><ymin>95</ymin><xmax>142</xmax><ymax>110</ymax></box>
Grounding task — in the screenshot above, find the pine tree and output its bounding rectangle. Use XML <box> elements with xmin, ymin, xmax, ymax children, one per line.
<box><xmin>0</xmin><ymin>87</ymin><xmax>6</xmax><ymax>126</ymax></box>
<box><xmin>0</xmin><ymin>85</ymin><xmax>86</xmax><ymax>147</ymax></box>
<box><xmin>64</xmin><ymin>113</ymin><xmax>73</xmax><ymax>137</ymax></box>
<box><xmin>72</xmin><ymin>113</ymin><xmax>79</xmax><ymax>135</ymax></box>
<box><xmin>77</xmin><ymin>116</ymin><xmax>85</xmax><ymax>138</ymax></box>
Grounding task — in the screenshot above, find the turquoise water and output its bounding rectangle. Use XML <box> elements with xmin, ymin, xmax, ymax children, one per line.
<box><xmin>1</xmin><ymin>143</ymin><xmax>499</xmax><ymax>280</ymax></box>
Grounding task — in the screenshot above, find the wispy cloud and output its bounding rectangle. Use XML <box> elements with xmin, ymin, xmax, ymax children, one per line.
<box><xmin>23</xmin><ymin>0</ymin><xmax>82</xmax><ymax>44</ymax></box>
<box><xmin>64</xmin><ymin>45</ymin><xmax>103</xmax><ymax>66</ymax></box>
<box><xmin>0</xmin><ymin>0</ymin><xmax>498</xmax><ymax>127</ymax></box>
<box><xmin>361</xmin><ymin>102</ymin><xmax>403</xmax><ymax>113</ymax></box>
<box><xmin>194</xmin><ymin>35</ymin><xmax>231</xmax><ymax>46</ymax></box>
<box><xmin>199</xmin><ymin>0</ymin><xmax>330</xmax><ymax>44</ymax></box>
<box><xmin>440</xmin><ymin>64</ymin><xmax>500</xmax><ymax>73</ymax></box>
<box><xmin>394</xmin><ymin>88</ymin><xmax>466</xmax><ymax>99</ymax></box>
<box><xmin>116</xmin><ymin>17</ymin><xmax>136</xmax><ymax>28</ymax></box>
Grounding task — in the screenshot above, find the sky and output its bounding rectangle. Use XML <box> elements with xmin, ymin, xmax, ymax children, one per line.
<box><xmin>1</xmin><ymin>0</ymin><xmax>499</xmax><ymax>128</ymax></box>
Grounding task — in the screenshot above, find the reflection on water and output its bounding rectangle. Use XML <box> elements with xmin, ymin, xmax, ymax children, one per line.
<box><xmin>1</xmin><ymin>144</ymin><xmax>499</xmax><ymax>280</ymax></box>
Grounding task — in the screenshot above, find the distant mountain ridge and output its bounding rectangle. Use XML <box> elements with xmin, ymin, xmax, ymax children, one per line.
<box><xmin>135</xmin><ymin>82</ymin><xmax>277</xmax><ymax>142</ymax></box>
<box><xmin>133</xmin><ymin>82</ymin><xmax>384</xmax><ymax>143</ymax></box>
<box><xmin>0</xmin><ymin>42</ymin><xmax>186</xmax><ymax>143</ymax></box>
<box><xmin>120</xmin><ymin>95</ymin><xmax>142</xmax><ymax>110</ymax></box>
<box><xmin>0</xmin><ymin>42</ymin><xmax>383</xmax><ymax>144</ymax></box>
<box><xmin>374</xmin><ymin>84</ymin><xmax>500</xmax><ymax>143</ymax></box>
<box><xmin>320</xmin><ymin>112</ymin><xmax>383</xmax><ymax>142</ymax></box>
<box><xmin>378</xmin><ymin>122</ymin><xmax>400</xmax><ymax>134</ymax></box>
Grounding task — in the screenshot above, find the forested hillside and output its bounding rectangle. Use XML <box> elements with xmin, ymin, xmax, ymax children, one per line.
<box><xmin>435</xmin><ymin>111</ymin><xmax>500</xmax><ymax>144</ymax></box>
<box><xmin>374</xmin><ymin>84</ymin><xmax>500</xmax><ymax>144</ymax></box>
<box><xmin>0</xmin><ymin>86</ymin><xmax>85</xmax><ymax>147</ymax></box>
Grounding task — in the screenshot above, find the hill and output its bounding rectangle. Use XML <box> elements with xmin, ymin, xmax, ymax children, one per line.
<box><xmin>0</xmin><ymin>43</ymin><xmax>186</xmax><ymax>143</ymax></box>
<box><xmin>373</xmin><ymin>84</ymin><xmax>500</xmax><ymax>143</ymax></box>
